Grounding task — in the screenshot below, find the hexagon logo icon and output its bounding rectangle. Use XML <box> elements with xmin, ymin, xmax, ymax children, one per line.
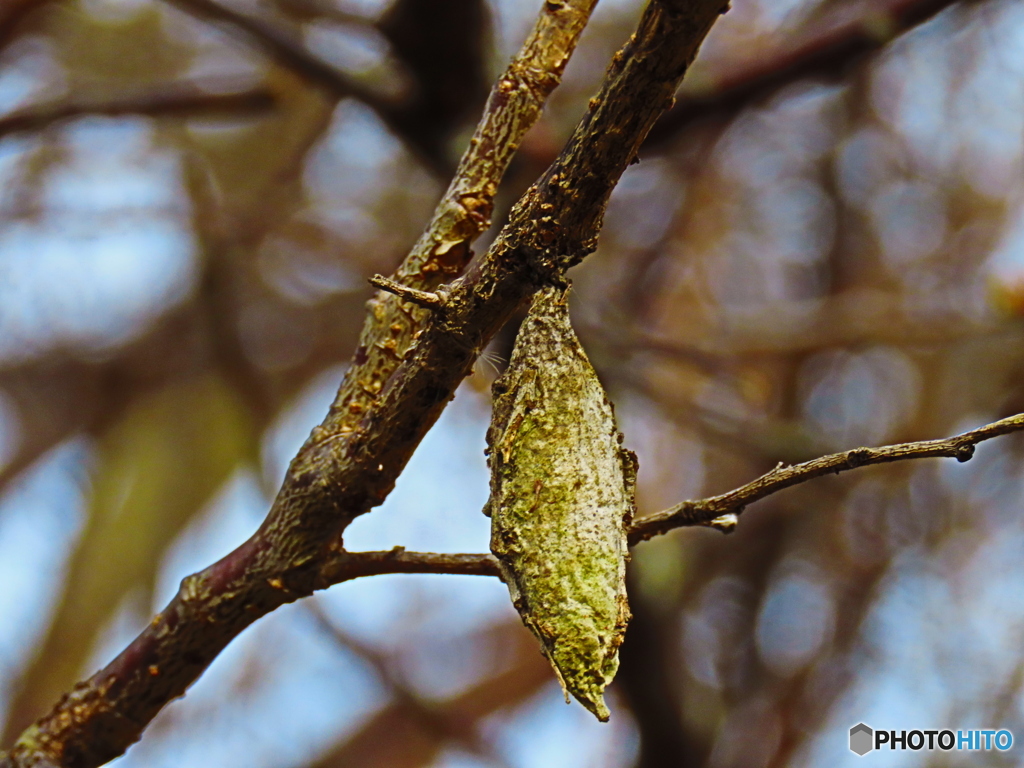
<box><xmin>850</xmin><ymin>723</ymin><xmax>874</xmax><ymax>756</ymax></box>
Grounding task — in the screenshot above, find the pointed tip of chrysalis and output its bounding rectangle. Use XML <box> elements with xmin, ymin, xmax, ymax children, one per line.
<box><xmin>580</xmin><ymin>694</ymin><xmax>611</xmax><ymax>722</ymax></box>
<box><xmin>551</xmin><ymin>662</ymin><xmax>612</xmax><ymax>722</ymax></box>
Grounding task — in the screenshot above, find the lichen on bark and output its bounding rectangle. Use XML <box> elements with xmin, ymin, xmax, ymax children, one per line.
<box><xmin>484</xmin><ymin>285</ymin><xmax>636</xmax><ymax>721</ymax></box>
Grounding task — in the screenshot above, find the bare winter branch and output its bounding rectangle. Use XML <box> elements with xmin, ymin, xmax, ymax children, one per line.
<box><xmin>317</xmin><ymin>411</ymin><xmax>1024</xmax><ymax>581</ymax></box>
<box><xmin>320</xmin><ymin>548</ymin><xmax>501</xmax><ymax>582</ymax></box>
<box><xmin>0</xmin><ymin>85</ymin><xmax>275</xmax><ymax>138</ymax></box>
<box><xmin>160</xmin><ymin>0</ymin><xmax>380</xmax><ymax>101</ymax></box>
<box><xmin>629</xmin><ymin>412</ymin><xmax>1024</xmax><ymax>543</ymax></box>
<box><xmin>645</xmin><ymin>0</ymin><xmax>971</xmax><ymax>148</ymax></box>
<box><xmin>338</xmin><ymin>0</ymin><xmax>600</xmax><ymax>432</ymax></box>
<box><xmin>367</xmin><ymin>275</ymin><xmax>447</xmax><ymax>311</ymax></box>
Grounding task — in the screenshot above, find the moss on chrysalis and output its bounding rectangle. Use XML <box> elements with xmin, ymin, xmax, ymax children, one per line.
<box><xmin>484</xmin><ymin>284</ymin><xmax>635</xmax><ymax>721</ymax></box>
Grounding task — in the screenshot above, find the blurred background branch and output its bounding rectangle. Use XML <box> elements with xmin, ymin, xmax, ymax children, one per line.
<box><xmin>0</xmin><ymin>82</ymin><xmax>275</xmax><ymax>138</ymax></box>
<box><xmin>160</xmin><ymin>0</ymin><xmax>382</xmax><ymax>99</ymax></box>
<box><xmin>645</xmin><ymin>0</ymin><xmax>976</xmax><ymax>147</ymax></box>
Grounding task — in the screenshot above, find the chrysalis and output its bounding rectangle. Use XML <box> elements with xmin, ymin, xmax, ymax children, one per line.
<box><xmin>484</xmin><ymin>285</ymin><xmax>636</xmax><ymax>721</ymax></box>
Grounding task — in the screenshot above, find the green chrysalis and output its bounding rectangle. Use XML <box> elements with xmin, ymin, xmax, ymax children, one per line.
<box><xmin>484</xmin><ymin>284</ymin><xmax>636</xmax><ymax>721</ymax></box>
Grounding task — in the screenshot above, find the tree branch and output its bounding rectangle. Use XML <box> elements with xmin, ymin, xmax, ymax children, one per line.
<box><xmin>645</xmin><ymin>0</ymin><xmax>972</xmax><ymax>148</ymax></box>
<box><xmin>314</xmin><ymin>411</ymin><xmax>1024</xmax><ymax>583</ymax></box>
<box><xmin>338</xmin><ymin>0</ymin><xmax>599</xmax><ymax>431</ymax></box>
<box><xmin>0</xmin><ymin>0</ymin><xmax>642</xmax><ymax>764</ymax></box>
<box><xmin>629</xmin><ymin>411</ymin><xmax>1024</xmax><ymax>543</ymax></box>
<box><xmin>158</xmin><ymin>0</ymin><xmax>471</xmax><ymax>173</ymax></box>
<box><xmin>0</xmin><ymin>0</ymin><xmax>48</xmax><ymax>54</ymax></box>
<box><xmin>0</xmin><ymin>84</ymin><xmax>274</xmax><ymax>138</ymax></box>
<box><xmin>320</xmin><ymin>548</ymin><xmax>501</xmax><ymax>582</ymax></box>
<box><xmin>161</xmin><ymin>0</ymin><xmax>379</xmax><ymax>101</ymax></box>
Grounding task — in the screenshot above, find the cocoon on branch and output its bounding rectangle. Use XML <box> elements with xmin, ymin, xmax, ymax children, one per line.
<box><xmin>484</xmin><ymin>285</ymin><xmax>635</xmax><ymax>721</ymax></box>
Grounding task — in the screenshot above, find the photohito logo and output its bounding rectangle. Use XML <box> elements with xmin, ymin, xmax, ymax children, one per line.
<box><xmin>849</xmin><ymin>724</ymin><xmax>873</xmax><ymax>756</ymax></box>
<box><xmin>849</xmin><ymin>724</ymin><xmax>1013</xmax><ymax>756</ymax></box>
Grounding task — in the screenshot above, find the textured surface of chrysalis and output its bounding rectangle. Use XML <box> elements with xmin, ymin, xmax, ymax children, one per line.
<box><xmin>484</xmin><ymin>285</ymin><xmax>636</xmax><ymax>722</ymax></box>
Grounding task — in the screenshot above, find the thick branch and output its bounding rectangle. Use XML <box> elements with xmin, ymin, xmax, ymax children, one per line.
<box><xmin>0</xmin><ymin>85</ymin><xmax>274</xmax><ymax>138</ymax></box>
<box><xmin>337</xmin><ymin>0</ymin><xmax>599</xmax><ymax>431</ymax></box>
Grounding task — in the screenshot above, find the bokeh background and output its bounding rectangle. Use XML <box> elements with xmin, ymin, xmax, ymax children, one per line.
<box><xmin>1</xmin><ymin>0</ymin><xmax>1024</xmax><ymax>765</ymax></box>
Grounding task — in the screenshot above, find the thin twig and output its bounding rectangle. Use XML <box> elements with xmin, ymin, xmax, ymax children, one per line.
<box><xmin>367</xmin><ymin>275</ymin><xmax>446</xmax><ymax>311</ymax></box>
<box><xmin>320</xmin><ymin>548</ymin><xmax>501</xmax><ymax>583</ymax></box>
<box><xmin>629</xmin><ymin>412</ymin><xmax>1024</xmax><ymax>543</ymax></box>
<box><xmin>317</xmin><ymin>411</ymin><xmax>1024</xmax><ymax>584</ymax></box>
<box><xmin>160</xmin><ymin>0</ymin><xmax>390</xmax><ymax>108</ymax></box>
<box><xmin>0</xmin><ymin>85</ymin><xmax>274</xmax><ymax>138</ymax></box>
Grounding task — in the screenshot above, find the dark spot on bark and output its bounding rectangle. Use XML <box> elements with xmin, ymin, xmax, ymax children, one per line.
<box><xmin>846</xmin><ymin>448</ymin><xmax>871</xmax><ymax>468</ymax></box>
